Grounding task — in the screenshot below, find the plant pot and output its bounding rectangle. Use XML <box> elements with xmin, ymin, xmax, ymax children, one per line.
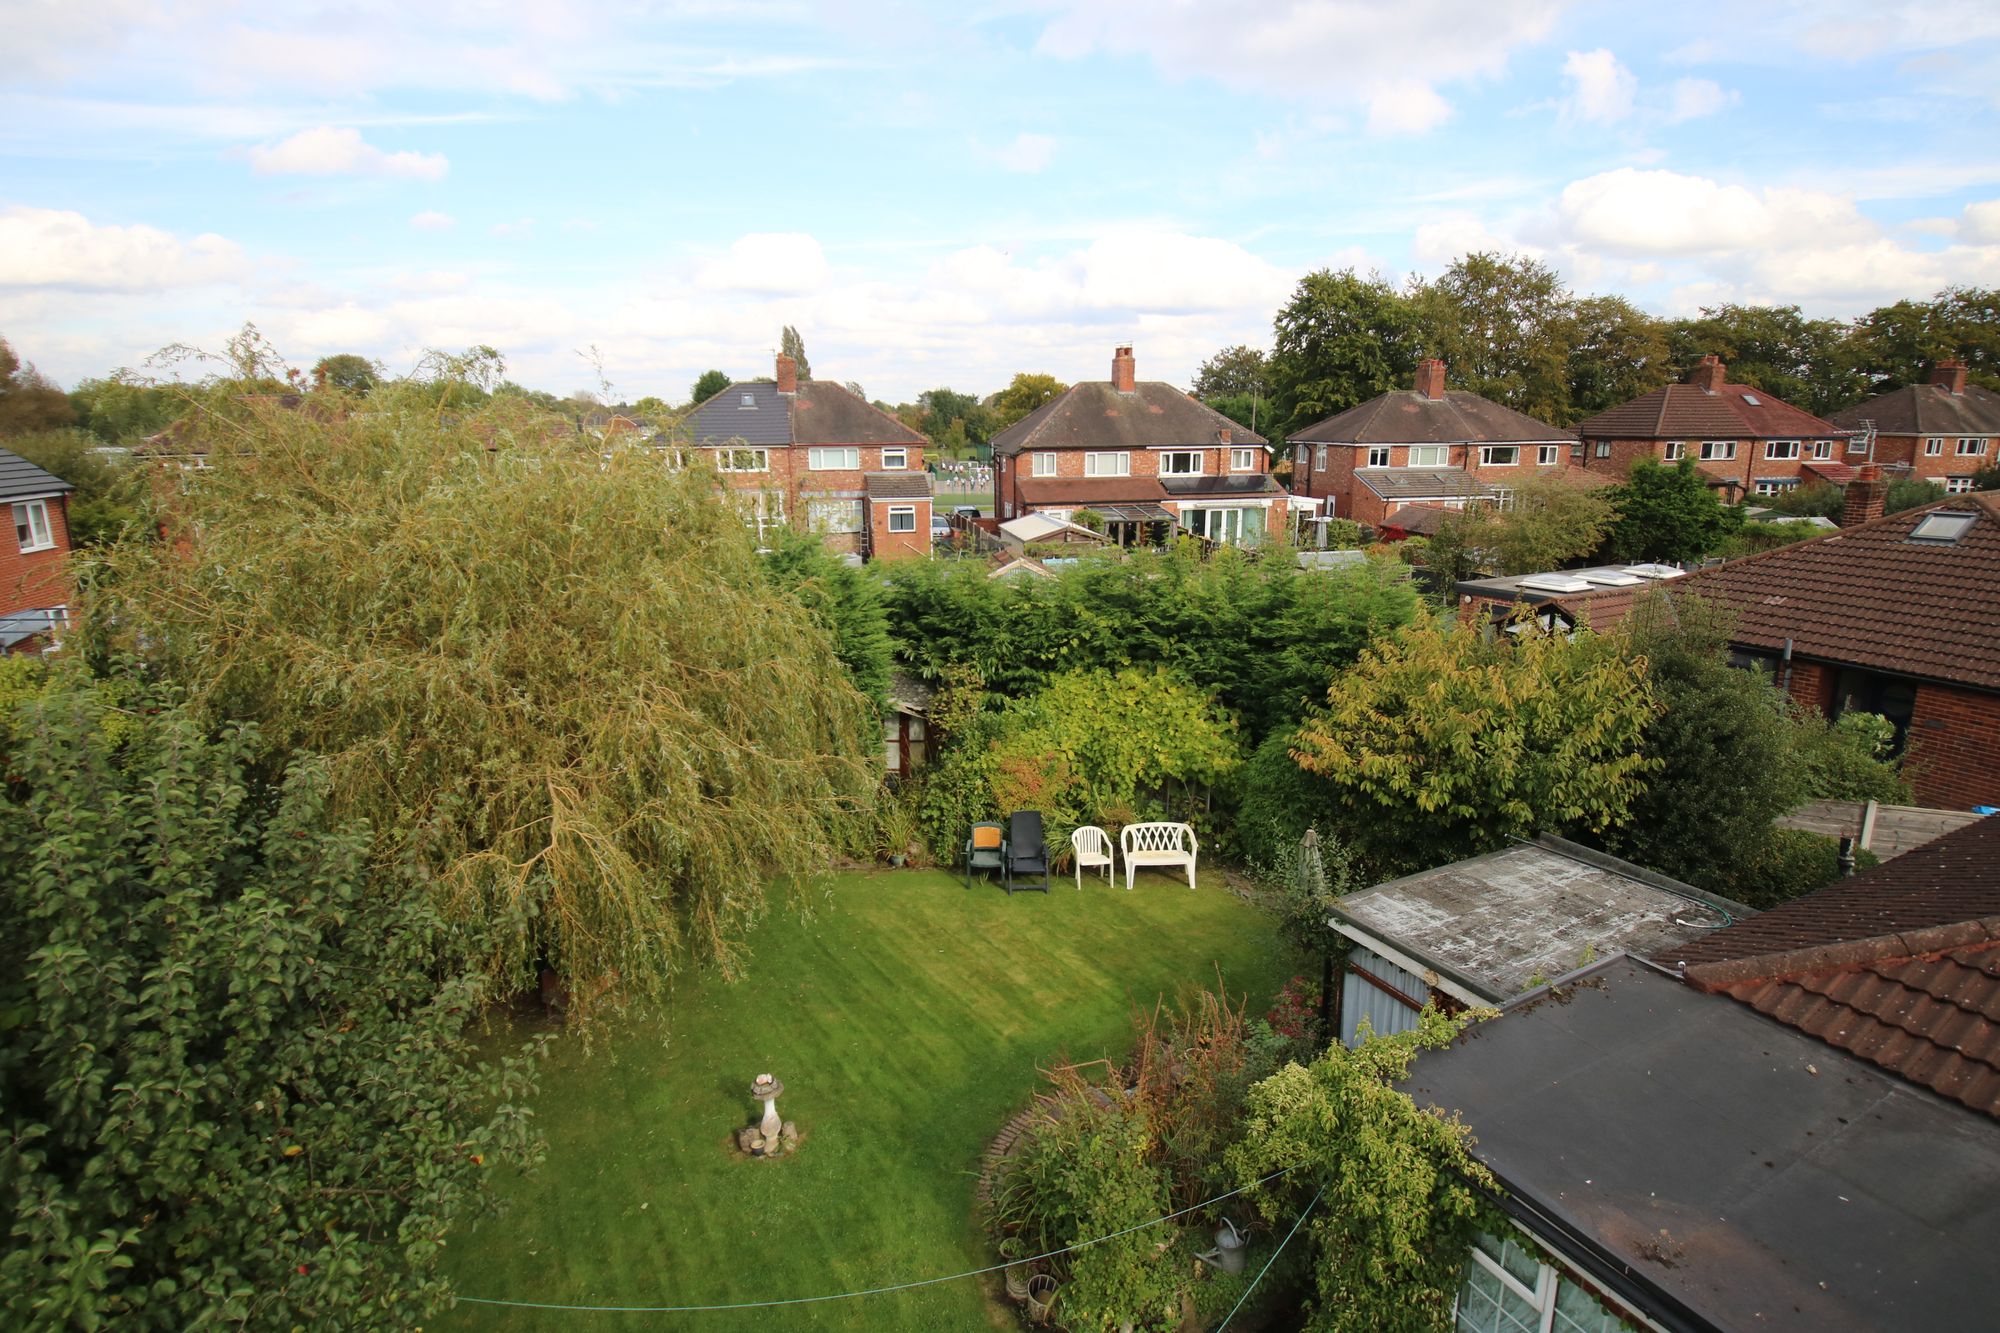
<box><xmin>888</xmin><ymin>853</ymin><xmax>908</xmax><ymax>868</ymax></box>
<box><xmin>1026</xmin><ymin>1274</ymin><xmax>1058</xmax><ymax>1323</ymax></box>
<box><xmin>1004</xmin><ymin>1263</ymin><xmax>1033</xmax><ymax>1303</ymax></box>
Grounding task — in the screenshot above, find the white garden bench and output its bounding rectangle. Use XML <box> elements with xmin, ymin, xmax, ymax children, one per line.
<box><xmin>1119</xmin><ymin>821</ymin><xmax>1198</xmax><ymax>892</ymax></box>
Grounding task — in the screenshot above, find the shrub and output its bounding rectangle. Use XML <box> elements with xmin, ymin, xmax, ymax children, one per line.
<box><xmin>1729</xmin><ymin>828</ymin><xmax>1879</xmax><ymax>910</ymax></box>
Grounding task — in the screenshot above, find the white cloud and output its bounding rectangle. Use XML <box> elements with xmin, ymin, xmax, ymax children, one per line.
<box><xmin>1036</xmin><ymin>0</ymin><xmax>1568</xmax><ymax>135</ymax></box>
<box><xmin>1560</xmin><ymin>49</ymin><xmax>1635</xmax><ymax>125</ymax></box>
<box><xmin>1665</xmin><ymin>77</ymin><xmax>1737</xmax><ymax>123</ymax></box>
<box><xmin>409</xmin><ymin>210</ymin><xmax>457</xmax><ymax>231</ymax></box>
<box><xmin>248</xmin><ymin>126</ymin><xmax>448</xmax><ymax>180</ymax></box>
<box><xmin>1412</xmin><ymin>213</ymin><xmax>1534</xmax><ymax>266</ymax></box>
<box><xmin>695</xmin><ymin>233</ymin><xmax>830</xmax><ymax>295</ymax></box>
<box><xmin>981</xmin><ymin>133</ymin><xmax>1057</xmax><ymax>174</ymax></box>
<box><xmin>1554</xmin><ymin>168</ymin><xmax>1875</xmax><ymax>255</ymax></box>
<box><xmin>1961</xmin><ymin>199</ymin><xmax>2000</xmax><ymax>244</ymax></box>
<box><xmin>0</xmin><ymin>206</ymin><xmax>246</xmax><ymax>292</ymax></box>
<box><xmin>490</xmin><ymin>218</ymin><xmax>537</xmax><ymax>238</ymax></box>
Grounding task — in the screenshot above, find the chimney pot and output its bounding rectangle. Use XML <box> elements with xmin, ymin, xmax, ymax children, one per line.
<box><xmin>1931</xmin><ymin>359</ymin><xmax>1969</xmax><ymax>395</ymax></box>
<box><xmin>1415</xmin><ymin>358</ymin><xmax>1446</xmax><ymax>401</ymax></box>
<box><xmin>1689</xmin><ymin>355</ymin><xmax>1727</xmax><ymax>394</ymax></box>
<box><xmin>1111</xmin><ymin>345</ymin><xmax>1136</xmax><ymax>394</ymax></box>
<box><xmin>776</xmin><ymin>354</ymin><xmax>797</xmax><ymax>395</ymax></box>
<box><xmin>1841</xmin><ymin>463</ymin><xmax>1887</xmax><ymax>528</ymax></box>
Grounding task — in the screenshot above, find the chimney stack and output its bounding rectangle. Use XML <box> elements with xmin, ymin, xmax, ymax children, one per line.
<box><xmin>1842</xmin><ymin>463</ymin><xmax>1886</xmax><ymax>528</ymax></box>
<box><xmin>1415</xmin><ymin>358</ymin><xmax>1446</xmax><ymax>401</ymax></box>
<box><xmin>1689</xmin><ymin>355</ymin><xmax>1726</xmax><ymax>394</ymax></box>
<box><xmin>775</xmin><ymin>354</ymin><xmax>797</xmax><ymax>395</ymax></box>
<box><xmin>1217</xmin><ymin>427</ymin><xmax>1232</xmax><ymax>445</ymax></box>
<box><xmin>1111</xmin><ymin>345</ymin><xmax>1136</xmax><ymax>394</ymax></box>
<box><xmin>1931</xmin><ymin>359</ymin><xmax>1969</xmax><ymax>396</ymax></box>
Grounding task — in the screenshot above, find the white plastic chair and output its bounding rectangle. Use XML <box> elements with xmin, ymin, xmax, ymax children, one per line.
<box><xmin>1070</xmin><ymin>825</ymin><xmax>1114</xmax><ymax>891</ymax></box>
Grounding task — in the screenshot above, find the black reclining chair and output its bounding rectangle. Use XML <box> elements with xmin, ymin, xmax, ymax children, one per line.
<box><xmin>1002</xmin><ymin>810</ymin><xmax>1051</xmax><ymax>895</ymax></box>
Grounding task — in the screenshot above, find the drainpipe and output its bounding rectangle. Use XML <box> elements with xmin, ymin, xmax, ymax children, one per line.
<box><xmin>1838</xmin><ymin>836</ymin><xmax>1857</xmax><ymax>877</ymax></box>
<box><xmin>1778</xmin><ymin>637</ymin><xmax>1794</xmax><ymax>695</ymax></box>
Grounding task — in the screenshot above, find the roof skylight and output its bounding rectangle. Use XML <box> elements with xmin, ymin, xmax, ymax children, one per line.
<box><xmin>1909</xmin><ymin>511</ymin><xmax>1977</xmax><ymax>544</ymax></box>
<box><xmin>1519</xmin><ymin>573</ymin><xmax>1593</xmax><ymax>594</ymax></box>
<box><xmin>1742</xmin><ymin>393</ymin><xmax>1762</xmax><ymax>405</ymax></box>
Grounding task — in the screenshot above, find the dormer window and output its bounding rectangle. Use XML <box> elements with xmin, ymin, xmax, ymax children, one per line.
<box><xmin>740</xmin><ymin>393</ymin><xmax>756</xmax><ymax>408</ymax></box>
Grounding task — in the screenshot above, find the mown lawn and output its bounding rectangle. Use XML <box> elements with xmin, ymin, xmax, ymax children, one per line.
<box><xmin>441</xmin><ymin>866</ymin><xmax>1294</xmax><ymax>1331</ymax></box>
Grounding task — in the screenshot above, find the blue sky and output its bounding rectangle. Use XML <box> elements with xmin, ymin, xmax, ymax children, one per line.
<box><xmin>4</xmin><ymin>1</ymin><xmax>1999</xmax><ymax>402</ymax></box>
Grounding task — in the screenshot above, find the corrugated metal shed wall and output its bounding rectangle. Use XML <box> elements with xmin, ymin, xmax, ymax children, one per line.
<box><xmin>1341</xmin><ymin>947</ymin><xmax>1430</xmax><ymax>1047</ymax></box>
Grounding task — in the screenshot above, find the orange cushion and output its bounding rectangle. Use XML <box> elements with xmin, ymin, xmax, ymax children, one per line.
<box><xmin>972</xmin><ymin>826</ymin><xmax>1002</xmax><ymax>850</ymax></box>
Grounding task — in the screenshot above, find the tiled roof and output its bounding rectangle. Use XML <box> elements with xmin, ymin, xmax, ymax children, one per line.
<box><xmin>1287</xmin><ymin>390</ymin><xmax>1571</xmax><ymax>446</ymax></box>
<box><xmin>1669</xmin><ymin>814</ymin><xmax>2000</xmax><ymax>968</ymax></box>
<box><xmin>1830</xmin><ymin>383</ymin><xmax>2000</xmax><ymax>437</ymax></box>
<box><xmin>1016</xmin><ymin>476</ymin><xmax>1169</xmax><ymax>505</ymax></box>
<box><xmin>791</xmin><ymin>381</ymin><xmax>926</xmax><ymax>446</ymax></box>
<box><xmin>1674</xmin><ymin>491</ymin><xmax>2000</xmax><ymax>690</ymax></box>
<box><xmin>0</xmin><ymin>447</ymin><xmax>74</xmax><ymax>503</ymax></box>
<box><xmin>1576</xmin><ymin>381</ymin><xmax>1844</xmax><ymax>440</ymax></box>
<box><xmin>676</xmin><ymin>380</ymin><xmax>923</xmax><ymax>448</ymax></box>
<box><xmin>1800</xmin><ymin>459</ymin><xmax>1857</xmax><ymax>485</ymax></box>
<box><xmin>1381</xmin><ymin>504</ymin><xmax>1453</xmax><ymax>535</ymax></box>
<box><xmin>862</xmin><ymin>471</ymin><xmax>933</xmax><ymax>500</ymax></box>
<box><xmin>1691</xmin><ymin>930</ymin><xmax>2000</xmax><ymax>1117</ymax></box>
<box><xmin>1356</xmin><ymin>467</ymin><xmax>1493</xmax><ymax>501</ymax></box>
<box><xmin>991</xmin><ymin>382</ymin><xmax>1266</xmax><ymax>455</ymax></box>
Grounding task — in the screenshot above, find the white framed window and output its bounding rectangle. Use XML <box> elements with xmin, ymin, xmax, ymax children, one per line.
<box><xmin>1570</xmin><ymin>443</ymin><xmax>1584</xmax><ymax>460</ymax></box>
<box><xmin>881</xmin><ymin>447</ymin><xmax>908</xmax><ymax>470</ymax></box>
<box><xmin>1754</xmin><ymin>477</ymin><xmax>1801</xmax><ymax>496</ymax></box>
<box><xmin>13</xmin><ymin>500</ymin><xmax>55</xmax><ymax>553</ymax></box>
<box><xmin>1847</xmin><ymin>435</ymin><xmax>1869</xmax><ymax>454</ymax></box>
<box><xmin>1480</xmin><ymin>445</ymin><xmax>1519</xmax><ymax>466</ymax></box>
<box><xmin>1765</xmin><ymin>439</ymin><xmax>1801</xmax><ymax>460</ymax></box>
<box><xmin>1314</xmin><ymin>445</ymin><xmax>1329</xmax><ymax>472</ymax></box>
<box><xmin>715</xmin><ymin>448</ymin><xmax>768</xmax><ymax>473</ymax></box>
<box><xmin>1162</xmin><ymin>451</ymin><xmax>1204</xmax><ymax>475</ymax></box>
<box><xmin>1957</xmin><ymin>437</ymin><xmax>1988</xmax><ymax>456</ymax></box>
<box><xmin>1946</xmin><ymin>475</ymin><xmax>1976</xmax><ymax>494</ymax></box>
<box><xmin>1034</xmin><ymin>451</ymin><xmax>1059</xmax><ymax>477</ymax></box>
<box><xmin>1366</xmin><ymin>446</ymin><xmax>1392</xmax><ymax>468</ymax></box>
<box><xmin>1180</xmin><ymin>505</ymin><xmax>1265</xmax><ymax>546</ymax></box>
<box><xmin>1538</xmin><ymin>445</ymin><xmax>1561</xmax><ymax>465</ymax></box>
<box><xmin>1593</xmin><ymin>441</ymin><xmax>1613</xmax><ymax>459</ymax></box>
<box><xmin>1455</xmin><ymin>1232</ymin><xmax>1631</xmax><ymax>1333</ymax></box>
<box><xmin>1700</xmin><ymin>440</ymin><xmax>1736</xmax><ymax>461</ymax></box>
<box><xmin>1294</xmin><ymin>445</ymin><xmax>1309</xmax><ymax>468</ymax></box>
<box><xmin>1663</xmin><ymin>441</ymin><xmax>1685</xmax><ymax>461</ymax></box>
<box><xmin>1231</xmin><ymin>447</ymin><xmax>1258</xmax><ymax>472</ymax></box>
<box><xmin>1410</xmin><ymin>445</ymin><xmax>1448</xmax><ymax>468</ymax></box>
<box><xmin>808</xmin><ymin>447</ymin><xmax>860</xmax><ymax>471</ymax></box>
<box><xmin>807</xmin><ymin>498</ymin><xmax>863</xmax><ymax>533</ymax></box>
<box><xmin>887</xmin><ymin>505</ymin><xmax>917</xmax><ymax>533</ymax></box>
<box><xmin>1813</xmin><ymin>440</ymin><xmax>1834</xmax><ymax>459</ymax></box>
<box><xmin>1489</xmin><ymin>487</ymin><xmax>1515</xmax><ymax>511</ymax></box>
<box><xmin>1083</xmin><ymin>452</ymin><xmax>1130</xmax><ymax>477</ymax></box>
<box><xmin>737</xmin><ymin>491</ymin><xmax>785</xmax><ymax>540</ymax></box>
<box><xmin>1925</xmin><ymin>437</ymin><xmax>1945</xmax><ymax>456</ymax></box>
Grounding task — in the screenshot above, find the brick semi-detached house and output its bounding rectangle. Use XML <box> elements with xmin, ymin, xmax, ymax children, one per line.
<box><xmin>1571</xmin><ymin>355</ymin><xmax>1856</xmax><ymax>502</ymax></box>
<box><xmin>991</xmin><ymin>346</ymin><xmax>1286</xmax><ymax>546</ymax></box>
<box><xmin>1677</xmin><ymin>472</ymin><xmax>2000</xmax><ymax>809</ymax></box>
<box><xmin>1286</xmin><ymin>359</ymin><xmax>1577</xmax><ymax>528</ymax></box>
<box><xmin>1829</xmin><ymin>360</ymin><xmax>1998</xmax><ymax>494</ymax></box>
<box><xmin>1</xmin><ymin>446</ymin><xmax>75</xmax><ymax>654</ymax></box>
<box><xmin>672</xmin><ymin>354</ymin><xmax>932</xmax><ymax>561</ymax></box>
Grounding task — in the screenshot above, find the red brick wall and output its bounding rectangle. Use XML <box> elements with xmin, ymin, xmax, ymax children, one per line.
<box><xmin>2</xmin><ymin>492</ymin><xmax>73</xmax><ymax>621</ymax></box>
<box><xmin>867</xmin><ymin>496</ymin><xmax>931</xmax><ymax>561</ymax></box>
<box><xmin>1575</xmin><ymin>436</ymin><xmax>1846</xmax><ymax>498</ymax></box>
<box><xmin>1905</xmin><ymin>682</ymin><xmax>2000</xmax><ymax>809</ymax></box>
<box><xmin>1781</xmin><ymin>659</ymin><xmax>1837</xmax><ymax>715</ymax></box>
<box><xmin>1006</xmin><ymin>442</ymin><xmax>1282</xmax><ymax>541</ymax></box>
<box><xmin>1872</xmin><ymin>433</ymin><xmax>1994</xmax><ymax>487</ymax></box>
<box><xmin>707</xmin><ymin>441</ymin><xmax>926</xmax><ymax>557</ymax></box>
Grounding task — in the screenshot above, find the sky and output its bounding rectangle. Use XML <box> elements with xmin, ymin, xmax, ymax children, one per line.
<box><xmin>4</xmin><ymin>1</ymin><xmax>2000</xmax><ymax>404</ymax></box>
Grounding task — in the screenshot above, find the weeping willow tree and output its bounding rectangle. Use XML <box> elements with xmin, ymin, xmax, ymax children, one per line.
<box><xmin>84</xmin><ymin>363</ymin><xmax>877</xmax><ymax>1002</ymax></box>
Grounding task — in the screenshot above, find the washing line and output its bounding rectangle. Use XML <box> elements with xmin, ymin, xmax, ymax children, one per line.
<box><xmin>456</xmin><ymin>1166</ymin><xmax>1299</xmax><ymax>1314</ymax></box>
<box><xmin>1214</xmin><ymin>1182</ymin><xmax>1324</xmax><ymax>1331</ymax></box>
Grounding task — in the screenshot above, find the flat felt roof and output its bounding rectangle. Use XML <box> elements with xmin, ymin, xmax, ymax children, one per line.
<box><xmin>1406</xmin><ymin>957</ymin><xmax>2000</xmax><ymax>1333</ymax></box>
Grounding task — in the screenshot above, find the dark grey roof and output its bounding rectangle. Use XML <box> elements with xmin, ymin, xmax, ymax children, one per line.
<box><xmin>1288</xmin><ymin>390</ymin><xmax>1572</xmax><ymax>446</ymax></box>
<box><xmin>1829</xmin><ymin>383</ymin><xmax>2000</xmax><ymax>437</ymax></box>
<box><xmin>991</xmin><ymin>382</ymin><xmax>1267</xmax><ymax>455</ymax></box>
<box><xmin>673</xmin><ymin>380</ymin><xmax>924</xmax><ymax>450</ymax></box>
<box><xmin>0</xmin><ymin>608</ymin><xmax>66</xmax><ymax>649</ymax></box>
<box><xmin>1356</xmin><ymin>467</ymin><xmax>1493</xmax><ymax>501</ymax></box>
<box><xmin>1406</xmin><ymin>956</ymin><xmax>2000</xmax><ymax>1333</ymax></box>
<box><xmin>1331</xmin><ymin>837</ymin><xmax>1735</xmax><ymax>1001</ymax></box>
<box><xmin>1159</xmin><ymin>474</ymin><xmax>1286</xmax><ymax>498</ymax></box>
<box><xmin>0</xmin><ymin>447</ymin><xmax>75</xmax><ymax>503</ymax></box>
<box><xmin>862</xmin><ymin>471</ymin><xmax>933</xmax><ymax>500</ymax></box>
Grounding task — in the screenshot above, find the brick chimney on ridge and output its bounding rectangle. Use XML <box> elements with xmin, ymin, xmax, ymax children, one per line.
<box><xmin>1689</xmin><ymin>355</ymin><xmax>1727</xmax><ymax>394</ymax></box>
<box><xmin>1415</xmin><ymin>358</ymin><xmax>1446</xmax><ymax>401</ymax></box>
<box><xmin>1931</xmin><ymin>359</ymin><xmax>1969</xmax><ymax>396</ymax></box>
<box><xmin>775</xmin><ymin>354</ymin><xmax>798</xmax><ymax>395</ymax></box>
<box><xmin>1841</xmin><ymin>463</ymin><xmax>1886</xmax><ymax>528</ymax></box>
<box><xmin>1111</xmin><ymin>345</ymin><xmax>1136</xmax><ymax>394</ymax></box>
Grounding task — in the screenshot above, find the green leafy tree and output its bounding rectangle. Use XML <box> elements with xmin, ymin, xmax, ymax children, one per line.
<box><xmin>760</xmin><ymin>525</ymin><xmax>894</xmax><ymax>704</ymax></box>
<box><xmin>1664</xmin><ymin>303</ymin><xmax>1866</xmax><ymax>416</ymax></box>
<box><xmin>1408</xmin><ymin>253</ymin><xmax>1574</xmax><ymax>424</ymax></box>
<box><xmin>1475</xmin><ymin>474</ymin><xmax>1615</xmax><ymax>574</ymax></box>
<box><xmin>1204</xmin><ymin>391</ymin><xmax>1270</xmax><ymax>436</ymax></box>
<box><xmin>1564</xmin><ymin>294</ymin><xmax>1672</xmax><ymax>422</ymax></box>
<box><xmin>1765</xmin><ymin>484</ymin><xmax>1847</xmax><ymax>518</ymax></box>
<box><xmin>67</xmin><ymin>374</ymin><xmax>186</xmax><ymax>444</ymax></box>
<box><xmin>1290</xmin><ymin>614</ymin><xmax>1659</xmax><ymax>872</ymax></box>
<box><xmin>1885</xmin><ymin>476</ymin><xmax>1944</xmax><ymax>515</ymax></box>
<box><xmin>1269</xmin><ymin>269</ymin><xmax>1423</xmax><ymax>436</ymax></box>
<box><xmin>0</xmin><ymin>667</ymin><xmax>542</xmax><ymax>1330</ymax></box>
<box><xmin>0</xmin><ymin>335</ymin><xmax>77</xmax><ymax>436</ymax></box>
<box><xmin>917</xmin><ymin>386</ymin><xmax>991</xmax><ymax>446</ymax></box>
<box><xmin>780</xmin><ymin>325</ymin><xmax>810</xmax><ymax>379</ymax></box>
<box><xmin>990</xmin><ymin>372</ymin><xmax>1068</xmax><ymax>428</ymax></box>
<box><xmin>689</xmin><ymin>369</ymin><xmax>731</xmax><ymax>405</ymax></box>
<box><xmin>1971</xmin><ymin>464</ymin><xmax>2000</xmax><ymax>492</ymax></box>
<box><xmin>0</xmin><ymin>428</ymin><xmax>143</xmax><ymax>545</ymax></box>
<box><xmin>1717</xmin><ymin>518</ymin><xmax>1823</xmax><ymax>559</ymax></box>
<box><xmin>1848</xmin><ymin>287</ymin><xmax>2000</xmax><ymax>394</ymax></box>
<box><xmin>1605</xmin><ymin>458</ymin><xmax>1738</xmax><ymax>562</ymax></box>
<box><xmin>313</xmin><ymin>353</ymin><xmax>379</xmax><ymax>395</ymax></box>
<box><xmin>1191</xmin><ymin>344</ymin><xmax>1269</xmax><ymax>400</ymax></box>
<box><xmin>1227</xmin><ymin>1008</ymin><xmax>1494</xmax><ymax>1333</ymax></box>
<box><xmin>85</xmin><ymin>384</ymin><xmax>878</xmax><ymax>1002</ymax></box>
